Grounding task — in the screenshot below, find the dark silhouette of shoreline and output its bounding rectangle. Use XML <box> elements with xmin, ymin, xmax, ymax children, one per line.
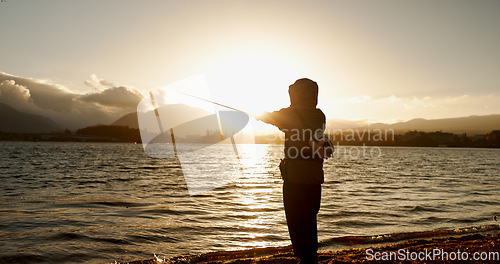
<box><xmin>1</xmin><ymin>125</ymin><xmax>499</xmax><ymax>148</ymax></box>
<box><xmin>328</xmin><ymin>130</ymin><xmax>500</xmax><ymax>148</ymax></box>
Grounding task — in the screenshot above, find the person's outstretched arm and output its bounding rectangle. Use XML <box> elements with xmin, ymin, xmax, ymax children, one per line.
<box><xmin>256</xmin><ymin>108</ymin><xmax>290</xmax><ymax>131</ymax></box>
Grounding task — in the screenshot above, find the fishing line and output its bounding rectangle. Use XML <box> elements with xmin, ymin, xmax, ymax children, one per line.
<box><xmin>175</xmin><ymin>91</ymin><xmax>256</xmax><ymax>117</ymax></box>
<box><xmin>174</xmin><ymin>91</ymin><xmax>248</xmax><ymax>160</ymax></box>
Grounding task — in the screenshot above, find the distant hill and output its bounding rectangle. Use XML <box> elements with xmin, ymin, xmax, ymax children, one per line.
<box><xmin>112</xmin><ymin>112</ymin><xmax>139</xmax><ymax>129</ymax></box>
<box><xmin>112</xmin><ymin>104</ymin><xmax>212</xmax><ymax>135</ymax></box>
<box><xmin>353</xmin><ymin>115</ymin><xmax>500</xmax><ymax>135</ymax></box>
<box><xmin>0</xmin><ymin>103</ymin><xmax>61</xmax><ymax>133</ymax></box>
<box><xmin>327</xmin><ymin>119</ymin><xmax>370</xmax><ymax>130</ymax></box>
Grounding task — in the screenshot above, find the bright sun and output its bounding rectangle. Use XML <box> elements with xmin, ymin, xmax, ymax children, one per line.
<box><xmin>150</xmin><ymin>50</ymin><xmax>301</xmax><ymax>135</ymax></box>
<box><xmin>207</xmin><ymin>51</ymin><xmax>300</xmax><ymax>116</ymax></box>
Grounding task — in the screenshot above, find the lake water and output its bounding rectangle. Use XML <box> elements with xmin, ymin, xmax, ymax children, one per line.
<box><xmin>0</xmin><ymin>142</ymin><xmax>499</xmax><ymax>263</ymax></box>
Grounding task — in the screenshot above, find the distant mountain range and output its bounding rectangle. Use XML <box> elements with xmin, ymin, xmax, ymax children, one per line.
<box><xmin>327</xmin><ymin>115</ymin><xmax>500</xmax><ymax>135</ymax></box>
<box><xmin>353</xmin><ymin>115</ymin><xmax>500</xmax><ymax>135</ymax></box>
<box><xmin>118</xmin><ymin>109</ymin><xmax>499</xmax><ymax>135</ymax></box>
<box><xmin>0</xmin><ymin>103</ymin><xmax>61</xmax><ymax>133</ymax></box>
<box><xmin>111</xmin><ymin>104</ymin><xmax>211</xmax><ymax>131</ymax></box>
<box><xmin>1</xmin><ymin>101</ymin><xmax>499</xmax><ymax>135</ymax></box>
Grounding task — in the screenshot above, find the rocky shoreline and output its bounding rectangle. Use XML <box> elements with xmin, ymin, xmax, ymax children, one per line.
<box><xmin>119</xmin><ymin>231</ymin><xmax>498</xmax><ymax>263</ymax></box>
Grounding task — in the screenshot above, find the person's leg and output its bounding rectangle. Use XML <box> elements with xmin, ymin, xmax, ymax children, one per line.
<box><xmin>283</xmin><ymin>182</ymin><xmax>321</xmax><ymax>263</ymax></box>
<box><xmin>283</xmin><ymin>181</ymin><xmax>303</xmax><ymax>257</ymax></box>
<box><xmin>300</xmin><ymin>184</ymin><xmax>321</xmax><ymax>263</ymax></box>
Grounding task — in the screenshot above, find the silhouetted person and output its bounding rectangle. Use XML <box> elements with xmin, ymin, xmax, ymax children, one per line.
<box><xmin>257</xmin><ymin>78</ymin><xmax>325</xmax><ymax>263</ymax></box>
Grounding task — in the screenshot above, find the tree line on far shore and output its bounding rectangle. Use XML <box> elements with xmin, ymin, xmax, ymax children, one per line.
<box><xmin>328</xmin><ymin>130</ymin><xmax>500</xmax><ymax>148</ymax></box>
<box><xmin>0</xmin><ymin>125</ymin><xmax>499</xmax><ymax>148</ymax></box>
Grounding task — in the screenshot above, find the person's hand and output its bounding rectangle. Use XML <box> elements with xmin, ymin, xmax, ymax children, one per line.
<box><xmin>254</xmin><ymin>112</ymin><xmax>267</xmax><ymax>122</ymax></box>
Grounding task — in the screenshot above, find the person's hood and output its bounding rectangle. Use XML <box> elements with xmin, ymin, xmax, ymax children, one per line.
<box><xmin>288</xmin><ymin>78</ymin><xmax>318</xmax><ymax>108</ymax></box>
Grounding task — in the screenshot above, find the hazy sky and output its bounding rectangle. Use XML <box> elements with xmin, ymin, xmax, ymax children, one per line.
<box><xmin>1</xmin><ymin>0</ymin><xmax>499</xmax><ymax>125</ymax></box>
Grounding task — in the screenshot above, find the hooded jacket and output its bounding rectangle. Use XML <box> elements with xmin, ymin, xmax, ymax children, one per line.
<box><xmin>259</xmin><ymin>78</ymin><xmax>326</xmax><ymax>184</ymax></box>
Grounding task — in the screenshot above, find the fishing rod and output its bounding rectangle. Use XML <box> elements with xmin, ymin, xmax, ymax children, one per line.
<box><xmin>175</xmin><ymin>91</ymin><xmax>256</xmax><ymax>118</ymax></box>
<box><xmin>174</xmin><ymin>90</ymin><xmax>256</xmax><ymax>159</ymax></box>
<box><xmin>149</xmin><ymin>90</ymin><xmax>256</xmax><ymax>158</ymax></box>
<box><xmin>151</xmin><ymin>90</ymin><xmax>280</xmax><ymax>177</ymax></box>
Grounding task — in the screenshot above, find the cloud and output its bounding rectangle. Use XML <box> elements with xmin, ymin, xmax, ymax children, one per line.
<box><xmin>0</xmin><ymin>72</ymin><xmax>143</xmax><ymax>129</ymax></box>
<box><xmin>84</xmin><ymin>73</ymin><xmax>115</xmax><ymax>90</ymax></box>
<box><xmin>0</xmin><ymin>73</ymin><xmax>76</xmax><ymax>112</ymax></box>
<box><xmin>0</xmin><ymin>80</ymin><xmax>32</xmax><ymax>106</ymax></box>
<box><xmin>80</xmin><ymin>85</ymin><xmax>143</xmax><ymax>108</ymax></box>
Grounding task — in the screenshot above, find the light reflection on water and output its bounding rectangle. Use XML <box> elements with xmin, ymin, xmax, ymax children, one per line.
<box><xmin>0</xmin><ymin>142</ymin><xmax>499</xmax><ymax>263</ymax></box>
